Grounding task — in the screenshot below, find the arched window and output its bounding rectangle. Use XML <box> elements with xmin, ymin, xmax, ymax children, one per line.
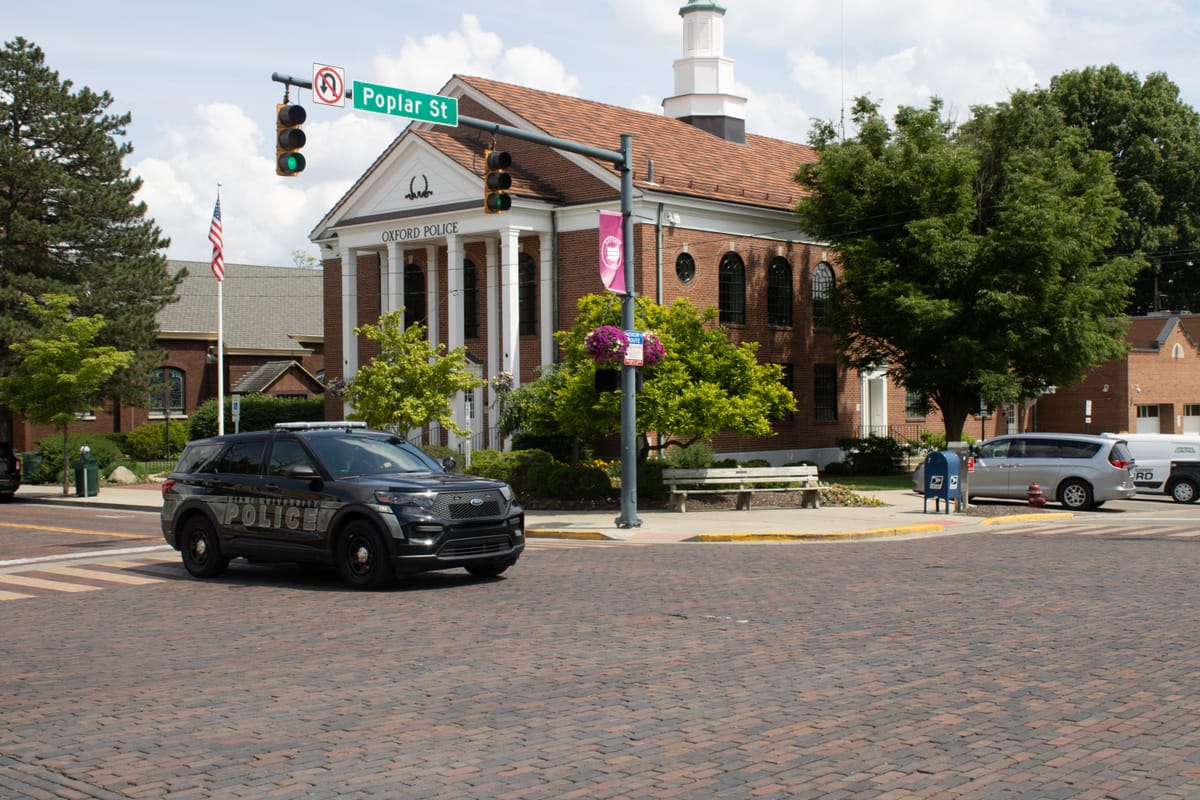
<box><xmin>812</xmin><ymin>261</ymin><xmax>834</xmax><ymax>323</ymax></box>
<box><xmin>719</xmin><ymin>252</ymin><xmax>746</xmax><ymax>325</ymax></box>
<box><xmin>404</xmin><ymin>263</ymin><xmax>426</xmax><ymax>328</ymax></box>
<box><xmin>766</xmin><ymin>257</ymin><xmax>793</xmax><ymax>326</ymax></box>
<box><xmin>518</xmin><ymin>253</ymin><xmax>537</xmax><ymax>336</ymax></box>
<box><xmin>675</xmin><ymin>252</ymin><xmax>696</xmax><ymax>284</ymax></box>
<box><xmin>150</xmin><ymin>367</ymin><xmax>185</xmax><ymax>416</ymax></box>
<box><xmin>463</xmin><ymin>258</ymin><xmax>479</xmax><ymax>339</ymax></box>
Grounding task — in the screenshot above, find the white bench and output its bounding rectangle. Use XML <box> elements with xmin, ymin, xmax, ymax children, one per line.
<box><xmin>661</xmin><ymin>465</ymin><xmax>824</xmax><ymax>512</ymax></box>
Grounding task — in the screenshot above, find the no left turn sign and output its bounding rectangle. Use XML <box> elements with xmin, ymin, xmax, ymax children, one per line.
<box><xmin>313</xmin><ymin>63</ymin><xmax>345</xmax><ymax>107</ymax></box>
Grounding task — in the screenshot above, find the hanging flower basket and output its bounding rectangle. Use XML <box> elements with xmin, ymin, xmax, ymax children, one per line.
<box><xmin>584</xmin><ymin>325</ymin><xmax>628</xmax><ymax>366</ymax></box>
<box><xmin>642</xmin><ymin>333</ymin><xmax>665</xmax><ymax>368</ymax></box>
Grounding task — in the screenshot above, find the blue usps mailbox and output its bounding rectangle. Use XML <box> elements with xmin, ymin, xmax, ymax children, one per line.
<box><xmin>923</xmin><ymin>450</ymin><xmax>962</xmax><ymax>513</ymax></box>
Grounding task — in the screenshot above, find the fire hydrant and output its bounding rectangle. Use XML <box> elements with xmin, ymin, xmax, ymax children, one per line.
<box><xmin>1027</xmin><ymin>482</ymin><xmax>1047</xmax><ymax>508</ymax></box>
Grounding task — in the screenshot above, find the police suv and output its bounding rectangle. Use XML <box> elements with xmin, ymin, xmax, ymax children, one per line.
<box><xmin>160</xmin><ymin>422</ymin><xmax>524</xmax><ymax>589</ymax></box>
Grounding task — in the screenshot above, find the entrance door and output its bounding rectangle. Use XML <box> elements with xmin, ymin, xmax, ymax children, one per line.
<box><xmin>861</xmin><ymin>369</ymin><xmax>887</xmax><ymax>437</ymax></box>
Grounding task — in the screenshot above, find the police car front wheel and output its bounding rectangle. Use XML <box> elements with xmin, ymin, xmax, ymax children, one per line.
<box><xmin>336</xmin><ymin>520</ymin><xmax>395</xmax><ymax>590</ymax></box>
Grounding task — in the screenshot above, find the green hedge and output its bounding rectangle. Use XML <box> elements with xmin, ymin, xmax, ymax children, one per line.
<box><xmin>124</xmin><ymin>420</ymin><xmax>189</xmax><ymax>460</ymax></box>
<box><xmin>31</xmin><ymin>433</ymin><xmax>125</xmax><ymax>484</ymax></box>
<box><xmin>189</xmin><ymin>395</ymin><xmax>324</xmax><ymax>439</ymax></box>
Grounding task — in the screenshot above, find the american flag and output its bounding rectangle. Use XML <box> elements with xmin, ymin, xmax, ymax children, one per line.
<box><xmin>209</xmin><ymin>195</ymin><xmax>225</xmax><ymax>282</ymax></box>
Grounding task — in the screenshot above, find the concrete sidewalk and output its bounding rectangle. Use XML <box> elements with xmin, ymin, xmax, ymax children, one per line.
<box><xmin>13</xmin><ymin>482</ymin><xmax>1070</xmax><ymax>542</ymax></box>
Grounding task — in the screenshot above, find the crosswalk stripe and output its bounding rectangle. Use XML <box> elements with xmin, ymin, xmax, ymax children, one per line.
<box><xmin>0</xmin><ymin>589</ymin><xmax>36</xmax><ymax>601</ymax></box>
<box><xmin>0</xmin><ymin>574</ymin><xmax>102</xmax><ymax>592</ymax></box>
<box><xmin>38</xmin><ymin>565</ymin><xmax>163</xmax><ymax>585</ymax></box>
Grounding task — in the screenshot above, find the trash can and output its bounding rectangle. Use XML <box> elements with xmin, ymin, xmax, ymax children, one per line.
<box><xmin>22</xmin><ymin>451</ymin><xmax>42</xmax><ymax>482</ymax></box>
<box><xmin>74</xmin><ymin>455</ymin><xmax>99</xmax><ymax>497</ymax></box>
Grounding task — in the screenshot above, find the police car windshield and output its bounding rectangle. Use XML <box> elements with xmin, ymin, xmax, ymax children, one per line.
<box><xmin>306</xmin><ymin>434</ymin><xmax>440</xmax><ymax>479</ymax></box>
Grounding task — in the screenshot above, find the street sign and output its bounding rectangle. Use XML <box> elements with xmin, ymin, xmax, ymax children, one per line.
<box><xmin>625</xmin><ymin>330</ymin><xmax>644</xmax><ymax>366</ymax></box>
<box><xmin>352</xmin><ymin>80</ymin><xmax>459</xmax><ymax>126</ymax></box>
<box><xmin>312</xmin><ymin>63</ymin><xmax>346</xmax><ymax>107</ymax></box>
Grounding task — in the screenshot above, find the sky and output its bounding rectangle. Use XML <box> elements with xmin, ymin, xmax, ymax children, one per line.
<box><xmin>7</xmin><ymin>1</ymin><xmax>1200</xmax><ymax>267</ymax></box>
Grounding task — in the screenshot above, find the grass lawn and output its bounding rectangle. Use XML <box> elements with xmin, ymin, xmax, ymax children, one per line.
<box><xmin>827</xmin><ymin>472</ymin><xmax>914</xmax><ymax>492</ymax></box>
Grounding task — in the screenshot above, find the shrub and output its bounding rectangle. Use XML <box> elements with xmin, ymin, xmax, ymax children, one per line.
<box><xmin>31</xmin><ymin>433</ymin><xmax>125</xmax><ymax>485</ymax></box>
<box><xmin>666</xmin><ymin>442</ymin><xmax>714</xmax><ymax>469</ymax></box>
<box><xmin>739</xmin><ymin>458</ymin><xmax>772</xmax><ymax>468</ymax></box>
<box><xmin>467</xmin><ymin>449</ymin><xmax>511</xmax><ymax>482</ymax></box>
<box><xmin>637</xmin><ymin>459</ymin><xmax>669</xmax><ymax>500</ymax></box>
<box><xmin>189</xmin><ymin>395</ymin><xmax>324</xmax><ymax>439</ymax></box>
<box><xmin>125</xmin><ymin>420</ymin><xmax>190</xmax><ymax>460</ymax></box>
<box><xmin>822</xmin><ymin>460</ymin><xmax>851</xmax><ymax>477</ymax></box>
<box><xmin>836</xmin><ymin>435</ymin><xmax>912</xmax><ymax>475</ymax></box>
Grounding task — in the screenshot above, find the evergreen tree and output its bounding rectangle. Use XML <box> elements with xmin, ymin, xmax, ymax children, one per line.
<box><xmin>0</xmin><ymin>37</ymin><xmax>182</xmax><ymax>439</ymax></box>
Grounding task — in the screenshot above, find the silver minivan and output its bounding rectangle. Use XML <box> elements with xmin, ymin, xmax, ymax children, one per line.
<box><xmin>914</xmin><ymin>432</ymin><xmax>1137</xmax><ymax>510</ymax></box>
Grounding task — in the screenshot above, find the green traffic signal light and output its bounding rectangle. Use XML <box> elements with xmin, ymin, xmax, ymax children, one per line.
<box><xmin>276</xmin><ymin>103</ymin><xmax>307</xmax><ymax>177</ymax></box>
<box><xmin>483</xmin><ymin>148</ymin><xmax>512</xmax><ymax>213</ymax></box>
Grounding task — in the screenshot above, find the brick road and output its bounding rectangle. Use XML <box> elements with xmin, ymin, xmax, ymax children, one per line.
<box><xmin>3</xmin><ymin>528</ymin><xmax>1200</xmax><ymax>798</ymax></box>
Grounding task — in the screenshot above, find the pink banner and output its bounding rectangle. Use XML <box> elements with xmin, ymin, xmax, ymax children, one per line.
<box><xmin>598</xmin><ymin>210</ymin><xmax>625</xmax><ymax>294</ymax></box>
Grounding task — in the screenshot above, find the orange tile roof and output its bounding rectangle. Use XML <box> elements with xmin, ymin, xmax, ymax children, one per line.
<box><xmin>452</xmin><ymin>75</ymin><xmax>816</xmax><ymax>211</ymax></box>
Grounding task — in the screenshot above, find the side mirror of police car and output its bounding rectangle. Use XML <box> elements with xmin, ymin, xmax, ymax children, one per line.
<box><xmin>284</xmin><ymin>464</ymin><xmax>322</xmax><ymax>484</ymax></box>
<box><xmin>441</xmin><ymin>456</ymin><xmax>457</xmax><ymax>471</ymax></box>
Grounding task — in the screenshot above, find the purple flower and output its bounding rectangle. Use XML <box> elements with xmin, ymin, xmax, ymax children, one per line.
<box><xmin>642</xmin><ymin>333</ymin><xmax>665</xmax><ymax>367</ymax></box>
<box><xmin>584</xmin><ymin>326</ymin><xmax>629</xmax><ymax>365</ymax></box>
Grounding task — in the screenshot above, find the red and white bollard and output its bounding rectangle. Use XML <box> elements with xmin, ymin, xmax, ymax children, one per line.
<box><xmin>1027</xmin><ymin>482</ymin><xmax>1047</xmax><ymax>508</ymax></box>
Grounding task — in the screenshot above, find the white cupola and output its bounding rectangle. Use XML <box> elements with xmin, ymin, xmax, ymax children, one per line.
<box><xmin>662</xmin><ymin>0</ymin><xmax>748</xmax><ymax>144</ymax></box>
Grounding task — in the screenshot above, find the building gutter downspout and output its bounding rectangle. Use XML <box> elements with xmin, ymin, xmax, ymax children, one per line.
<box><xmin>655</xmin><ymin>202</ymin><xmax>664</xmax><ymax>305</ymax></box>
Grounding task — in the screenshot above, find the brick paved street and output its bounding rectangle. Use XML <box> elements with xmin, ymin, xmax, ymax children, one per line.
<box><xmin>3</xmin><ymin>528</ymin><xmax>1200</xmax><ymax>798</ymax></box>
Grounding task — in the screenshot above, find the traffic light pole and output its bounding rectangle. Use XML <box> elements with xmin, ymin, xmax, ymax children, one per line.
<box><xmin>272</xmin><ymin>73</ymin><xmax>642</xmax><ymax>528</ymax></box>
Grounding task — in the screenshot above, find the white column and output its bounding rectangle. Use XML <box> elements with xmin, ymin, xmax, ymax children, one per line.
<box><xmin>445</xmin><ymin>234</ymin><xmax>465</xmax><ymax>450</ymax></box>
<box><xmin>538</xmin><ymin>232</ymin><xmax>554</xmax><ymax>368</ymax></box>
<box><xmin>386</xmin><ymin>241</ymin><xmax>402</xmax><ymax>316</ymax></box>
<box><xmin>425</xmin><ymin>244</ymin><xmax>440</xmax><ymax>345</ymax></box>
<box><xmin>341</xmin><ymin>248</ymin><xmax>359</xmax><ymax>417</ymax></box>
<box><xmin>500</xmin><ymin>227</ymin><xmax>520</xmax><ymax>386</ymax></box>
<box><xmin>486</xmin><ymin>238</ymin><xmax>501</xmax><ymax>450</ymax></box>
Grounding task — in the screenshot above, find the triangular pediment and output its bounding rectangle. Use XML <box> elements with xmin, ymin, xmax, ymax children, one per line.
<box><xmin>330</xmin><ymin>134</ymin><xmax>482</xmax><ymax>226</ymax></box>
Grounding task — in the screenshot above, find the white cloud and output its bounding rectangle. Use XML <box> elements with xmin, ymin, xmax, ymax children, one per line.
<box><xmin>372</xmin><ymin>14</ymin><xmax>505</xmax><ymax>92</ymax></box>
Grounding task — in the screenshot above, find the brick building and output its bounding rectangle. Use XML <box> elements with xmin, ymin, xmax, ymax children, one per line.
<box><xmin>1008</xmin><ymin>313</ymin><xmax>1200</xmax><ymax>437</ymax></box>
<box><xmin>313</xmin><ymin>0</ymin><xmax>947</xmax><ymax>465</ymax></box>
<box><xmin>10</xmin><ymin>261</ymin><xmax>325</xmax><ymax>451</ymax></box>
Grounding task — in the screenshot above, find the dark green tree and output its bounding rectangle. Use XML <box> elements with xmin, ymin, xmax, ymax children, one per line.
<box><xmin>0</xmin><ymin>37</ymin><xmax>182</xmax><ymax>440</ymax></box>
<box><xmin>795</xmin><ymin>95</ymin><xmax>1141</xmax><ymax>441</ymax></box>
<box><xmin>1042</xmin><ymin>65</ymin><xmax>1200</xmax><ymax>314</ymax></box>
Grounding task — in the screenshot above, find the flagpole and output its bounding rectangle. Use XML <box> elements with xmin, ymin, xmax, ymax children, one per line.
<box><xmin>209</xmin><ymin>188</ymin><xmax>226</xmax><ymax>436</ymax></box>
<box><xmin>217</xmin><ymin>278</ymin><xmax>224</xmax><ymax>436</ymax></box>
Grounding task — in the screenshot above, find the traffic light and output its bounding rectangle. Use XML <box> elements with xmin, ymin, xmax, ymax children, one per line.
<box><xmin>483</xmin><ymin>147</ymin><xmax>512</xmax><ymax>213</ymax></box>
<box><xmin>276</xmin><ymin>103</ymin><xmax>307</xmax><ymax>177</ymax></box>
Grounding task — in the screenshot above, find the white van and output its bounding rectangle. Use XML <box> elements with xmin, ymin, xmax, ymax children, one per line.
<box><xmin>1101</xmin><ymin>433</ymin><xmax>1200</xmax><ymax>494</ymax></box>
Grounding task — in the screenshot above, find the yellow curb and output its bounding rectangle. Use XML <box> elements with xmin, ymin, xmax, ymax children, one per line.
<box><xmin>526</xmin><ymin>529</ymin><xmax>612</xmax><ymax>540</ymax></box>
<box><xmin>694</xmin><ymin>524</ymin><xmax>945</xmax><ymax>542</ymax></box>
<box><xmin>978</xmin><ymin>512</ymin><xmax>1075</xmax><ymax>525</ymax></box>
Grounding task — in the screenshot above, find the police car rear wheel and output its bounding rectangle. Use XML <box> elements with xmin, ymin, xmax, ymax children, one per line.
<box><xmin>180</xmin><ymin>517</ymin><xmax>229</xmax><ymax>579</ymax></box>
<box><xmin>337</xmin><ymin>521</ymin><xmax>394</xmax><ymax>590</ymax></box>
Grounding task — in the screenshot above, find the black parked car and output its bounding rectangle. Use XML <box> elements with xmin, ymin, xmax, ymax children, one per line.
<box><xmin>0</xmin><ymin>443</ymin><xmax>20</xmax><ymax>501</ymax></box>
<box><xmin>160</xmin><ymin>422</ymin><xmax>524</xmax><ymax>589</ymax></box>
